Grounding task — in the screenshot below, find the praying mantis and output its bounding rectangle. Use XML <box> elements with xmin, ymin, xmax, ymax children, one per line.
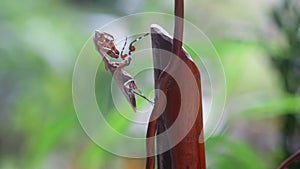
<box><xmin>93</xmin><ymin>30</ymin><xmax>153</xmax><ymax>111</ymax></box>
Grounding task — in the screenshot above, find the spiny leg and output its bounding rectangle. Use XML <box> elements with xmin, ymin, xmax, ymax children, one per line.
<box><xmin>128</xmin><ymin>33</ymin><xmax>150</xmax><ymax>55</ymax></box>
<box><xmin>120</xmin><ymin>36</ymin><xmax>128</xmax><ymax>59</ymax></box>
<box><xmin>133</xmin><ymin>91</ymin><xmax>154</xmax><ymax>105</ymax></box>
<box><xmin>125</xmin><ymin>80</ymin><xmax>154</xmax><ymax>104</ymax></box>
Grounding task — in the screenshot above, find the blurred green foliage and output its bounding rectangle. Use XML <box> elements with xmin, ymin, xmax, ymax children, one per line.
<box><xmin>0</xmin><ymin>0</ymin><xmax>299</xmax><ymax>169</ymax></box>
<box><xmin>270</xmin><ymin>0</ymin><xmax>300</xmax><ymax>168</ymax></box>
<box><xmin>0</xmin><ymin>0</ymin><xmax>107</xmax><ymax>168</ymax></box>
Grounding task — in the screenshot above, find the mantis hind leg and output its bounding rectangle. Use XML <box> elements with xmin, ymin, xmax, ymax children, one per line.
<box><xmin>126</xmin><ymin>81</ymin><xmax>154</xmax><ymax>105</ymax></box>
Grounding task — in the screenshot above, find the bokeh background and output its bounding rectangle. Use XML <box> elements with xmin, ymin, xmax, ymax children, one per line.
<box><xmin>1</xmin><ymin>0</ymin><xmax>300</xmax><ymax>168</ymax></box>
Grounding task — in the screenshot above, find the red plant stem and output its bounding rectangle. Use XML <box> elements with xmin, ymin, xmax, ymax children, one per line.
<box><xmin>278</xmin><ymin>149</ymin><xmax>300</xmax><ymax>169</ymax></box>
<box><xmin>146</xmin><ymin>0</ymin><xmax>184</xmax><ymax>169</ymax></box>
<box><xmin>172</xmin><ymin>0</ymin><xmax>184</xmax><ymax>54</ymax></box>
